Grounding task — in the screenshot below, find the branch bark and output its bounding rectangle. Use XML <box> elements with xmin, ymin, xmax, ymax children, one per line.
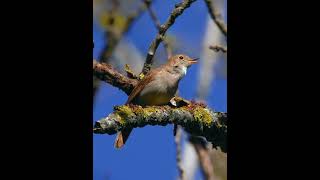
<box><xmin>94</xmin><ymin>2</ymin><xmax>148</xmax><ymax>99</ymax></box>
<box><xmin>93</xmin><ymin>60</ymin><xmax>138</xmax><ymax>95</ymax></box>
<box><xmin>209</xmin><ymin>45</ymin><xmax>227</xmax><ymax>53</ymax></box>
<box><xmin>143</xmin><ymin>0</ymin><xmax>172</xmax><ymax>59</ymax></box>
<box><xmin>204</xmin><ymin>0</ymin><xmax>227</xmax><ymax>37</ymax></box>
<box><xmin>175</xmin><ymin>126</ymin><xmax>186</xmax><ymax>180</ymax></box>
<box><xmin>140</xmin><ymin>0</ymin><xmax>197</xmax><ymax>76</ymax></box>
<box><xmin>93</xmin><ymin>103</ymin><xmax>227</xmax><ymax>152</ymax></box>
<box><xmin>190</xmin><ymin>136</ymin><xmax>215</xmax><ymax>180</ymax></box>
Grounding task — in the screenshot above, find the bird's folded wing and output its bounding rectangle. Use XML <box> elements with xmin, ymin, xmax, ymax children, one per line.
<box><xmin>126</xmin><ymin>70</ymin><xmax>158</xmax><ymax>104</ymax></box>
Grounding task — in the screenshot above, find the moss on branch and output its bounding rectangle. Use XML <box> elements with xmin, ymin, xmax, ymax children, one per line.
<box><xmin>93</xmin><ymin>102</ymin><xmax>227</xmax><ymax>152</ymax></box>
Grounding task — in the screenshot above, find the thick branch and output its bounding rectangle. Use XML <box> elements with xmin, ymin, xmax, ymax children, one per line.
<box><xmin>141</xmin><ymin>0</ymin><xmax>197</xmax><ymax>76</ymax></box>
<box><xmin>93</xmin><ymin>60</ymin><xmax>137</xmax><ymax>95</ymax></box>
<box><xmin>204</xmin><ymin>0</ymin><xmax>227</xmax><ymax>37</ymax></box>
<box><xmin>93</xmin><ymin>103</ymin><xmax>227</xmax><ymax>152</ymax></box>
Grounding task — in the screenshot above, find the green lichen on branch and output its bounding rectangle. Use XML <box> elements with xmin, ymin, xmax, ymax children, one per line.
<box><xmin>192</xmin><ymin>106</ymin><xmax>214</xmax><ymax>126</ymax></box>
<box><xmin>124</xmin><ymin>64</ymin><xmax>138</xmax><ymax>79</ymax></box>
<box><xmin>113</xmin><ymin>105</ymin><xmax>134</xmax><ymax>125</ymax></box>
<box><xmin>93</xmin><ymin>102</ymin><xmax>227</xmax><ymax>152</ymax></box>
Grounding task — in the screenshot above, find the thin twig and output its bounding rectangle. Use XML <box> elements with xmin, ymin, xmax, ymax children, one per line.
<box><xmin>143</xmin><ymin>0</ymin><xmax>161</xmax><ymax>28</ymax></box>
<box><xmin>140</xmin><ymin>0</ymin><xmax>197</xmax><ymax>76</ymax></box>
<box><xmin>204</xmin><ymin>0</ymin><xmax>227</xmax><ymax>37</ymax></box>
<box><xmin>143</xmin><ymin>0</ymin><xmax>172</xmax><ymax>59</ymax></box>
<box><xmin>209</xmin><ymin>45</ymin><xmax>227</xmax><ymax>53</ymax></box>
<box><xmin>124</xmin><ymin>64</ymin><xmax>139</xmax><ymax>79</ymax></box>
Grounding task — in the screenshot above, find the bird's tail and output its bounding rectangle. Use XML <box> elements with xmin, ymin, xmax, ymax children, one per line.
<box><xmin>114</xmin><ymin>128</ymin><xmax>133</xmax><ymax>149</ymax></box>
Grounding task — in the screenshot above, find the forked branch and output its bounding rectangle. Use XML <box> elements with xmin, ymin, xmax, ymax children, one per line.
<box><xmin>141</xmin><ymin>0</ymin><xmax>197</xmax><ymax>76</ymax></box>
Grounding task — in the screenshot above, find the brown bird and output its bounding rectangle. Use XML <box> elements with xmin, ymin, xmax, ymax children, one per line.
<box><xmin>114</xmin><ymin>54</ymin><xmax>198</xmax><ymax>149</ymax></box>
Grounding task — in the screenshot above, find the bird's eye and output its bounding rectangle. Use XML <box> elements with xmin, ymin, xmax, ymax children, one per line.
<box><xmin>174</xmin><ymin>65</ymin><xmax>179</xmax><ymax>68</ymax></box>
<box><xmin>179</xmin><ymin>56</ymin><xmax>183</xmax><ymax>59</ymax></box>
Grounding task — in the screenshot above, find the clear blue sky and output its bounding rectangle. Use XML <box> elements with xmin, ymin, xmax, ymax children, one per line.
<box><xmin>93</xmin><ymin>1</ymin><xmax>226</xmax><ymax>180</ymax></box>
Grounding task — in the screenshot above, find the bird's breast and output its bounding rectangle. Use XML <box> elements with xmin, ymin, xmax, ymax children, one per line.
<box><xmin>135</xmin><ymin>75</ymin><xmax>178</xmax><ymax>106</ymax></box>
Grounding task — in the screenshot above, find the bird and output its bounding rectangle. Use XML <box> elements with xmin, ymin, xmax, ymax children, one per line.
<box><xmin>114</xmin><ymin>54</ymin><xmax>198</xmax><ymax>149</ymax></box>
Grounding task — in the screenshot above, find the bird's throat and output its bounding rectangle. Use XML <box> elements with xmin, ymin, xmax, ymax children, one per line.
<box><xmin>182</xmin><ymin>66</ymin><xmax>187</xmax><ymax>76</ymax></box>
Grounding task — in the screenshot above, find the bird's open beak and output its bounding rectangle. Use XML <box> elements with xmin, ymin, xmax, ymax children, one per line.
<box><xmin>188</xmin><ymin>58</ymin><xmax>198</xmax><ymax>65</ymax></box>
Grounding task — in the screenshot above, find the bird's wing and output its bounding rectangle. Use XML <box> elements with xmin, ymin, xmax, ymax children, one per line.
<box><xmin>126</xmin><ymin>70</ymin><xmax>158</xmax><ymax>104</ymax></box>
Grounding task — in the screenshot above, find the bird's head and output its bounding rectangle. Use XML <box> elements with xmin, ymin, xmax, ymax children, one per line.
<box><xmin>167</xmin><ymin>54</ymin><xmax>198</xmax><ymax>76</ymax></box>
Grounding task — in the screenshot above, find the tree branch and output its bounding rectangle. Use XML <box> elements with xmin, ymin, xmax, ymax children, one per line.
<box><xmin>143</xmin><ymin>0</ymin><xmax>172</xmax><ymax>59</ymax></box>
<box><xmin>94</xmin><ymin>1</ymin><xmax>148</xmax><ymax>99</ymax></box>
<box><xmin>93</xmin><ymin>103</ymin><xmax>227</xmax><ymax>152</ymax></box>
<box><xmin>209</xmin><ymin>45</ymin><xmax>227</xmax><ymax>53</ymax></box>
<box><xmin>204</xmin><ymin>0</ymin><xmax>227</xmax><ymax>37</ymax></box>
<box><xmin>190</xmin><ymin>136</ymin><xmax>215</xmax><ymax>180</ymax></box>
<box><xmin>124</xmin><ymin>64</ymin><xmax>139</xmax><ymax>79</ymax></box>
<box><xmin>175</xmin><ymin>126</ymin><xmax>186</xmax><ymax>180</ymax></box>
<box><xmin>99</xmin><ymin>1</ymin><xmax>148</xmax><ymax>63</ymax></box>
<box><xmin>93</xmin><ymin>60</ymin><xmax>193</xmax><ymax>103</ymax></box>
<box><xmin>140</xmin><ymin>0</ymin><xmax>197</xmax><ymax>76</ymax></box>
<box><xmin>93</xmin><ymin>60</ymin><xmax>138</xmax><ymax>96</ymax></box>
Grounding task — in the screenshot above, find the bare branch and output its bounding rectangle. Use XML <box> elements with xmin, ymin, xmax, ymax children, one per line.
<box><xmin>143</xmin><ymin>0</ymin><xmax>172</xmax><ymax>59</ymax></box>
<box><xmin>143</xmin><ymin>0</ymin><xmax>161</xmax><ymax>29</ymax></box>
<box><xmin>100</xmin><ymin>1</ymin><xmax>148</xmax><ymax>63</ymax></box>
<box><xmin>93</xmin><ymin>103</ymin><xmax>227</xmax><ymax>152</ymax></box>
<box><xmin>94</xmin><ymin>1</ymin><xmax>148</xmax><ymax>99</ymax></box>
<box><xmin>93</xmin><ymin>60</ymin><xmax>195</xmax><ymax>102</ymax></box>
<box><xmin>204</xmin><ymin>0</ymin><xmax>227</xmax><ymax>37</ymax></box>
<box><xmin>93</xmin><ymin>60</ymin><xmax>138</xmax><ymax>95</ymax></box>
<box><xmin>140</xmin><ymin>0</ymin><xmax>197</xmax><ymax>76</ymax></box>
<box><xmin>209</xmin><ymin>45</ymin><xmax>227</xmax><ymax>53</ymax></box>
<box><xmin>190</xmin><ymin>136</ymin><xmax>215</xmax><ymax>180</ymax></box>
<box><xmin>175</xmin><ymin>126</ymin><xmax>186</xmax><ymax>180</ymax></box>
<box><xmin>125</xmin><ymin>2</ymin><xmax>149</xmax><ymax>33</ymax></box>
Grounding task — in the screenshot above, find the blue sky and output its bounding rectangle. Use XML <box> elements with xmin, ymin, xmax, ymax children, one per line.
<box><xmin>93</xmin><ymin>1</ymin><xmax>226</xmax><ymax>180</ymax></box>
